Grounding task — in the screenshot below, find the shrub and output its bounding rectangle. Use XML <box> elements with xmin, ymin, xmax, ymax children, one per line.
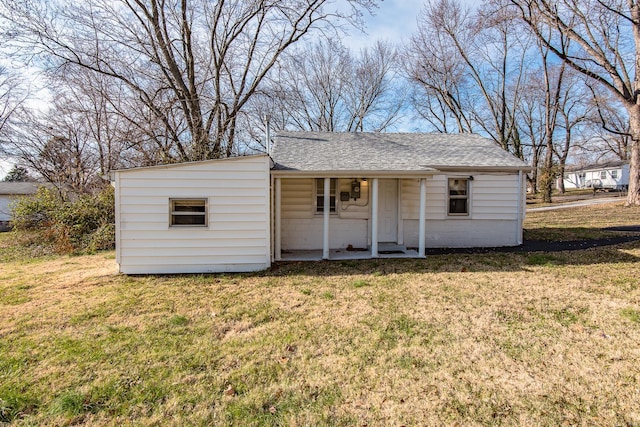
<box><xmin>10</xmin><ymin>185</ymin><xmax>115</xmax><ymax>254</ymax></box>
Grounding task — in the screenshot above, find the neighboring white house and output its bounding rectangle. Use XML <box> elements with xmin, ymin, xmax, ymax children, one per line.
<box><xmin>0</xmin><ymin>182</ymin><xmax>40</xmax><ymax>231</ymax></box>
<box><xmin>562</xmin><ymin>160</ymin><xmax>629</xmax><ymax>191</ymax></box>
<box><xmin>112</xmin><ymin>132</ymin><xmax>530</xmax><ymax>274</ymax></box>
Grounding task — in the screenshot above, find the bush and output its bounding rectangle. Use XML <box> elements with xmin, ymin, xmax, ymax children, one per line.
<box><xmin>10</xmin><ymin>186</ymin><xmax>115</xmax><ymax>254</ymax></box>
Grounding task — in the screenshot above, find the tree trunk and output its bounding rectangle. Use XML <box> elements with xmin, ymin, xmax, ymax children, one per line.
<box><xmin>627</xmin><ymin>104</ymin><xmax>640</xmax><ymax>205</ymax></box>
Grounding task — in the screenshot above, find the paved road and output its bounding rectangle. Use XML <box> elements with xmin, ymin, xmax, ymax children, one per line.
<box><xmin>527</xmin><ymin>197</ymin><xmax>625</xmax><ymax>212</ymax></box>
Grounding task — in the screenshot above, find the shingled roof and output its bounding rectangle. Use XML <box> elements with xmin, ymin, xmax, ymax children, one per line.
<box><xmin>0</xmin><ymin>182</ymin><xmax>40</xmax><ymax>195</ymax></box>
<box><xmin>270</xmin><ymin>132</ymin><xmax>530</xmax><ymax>172</ymax></box>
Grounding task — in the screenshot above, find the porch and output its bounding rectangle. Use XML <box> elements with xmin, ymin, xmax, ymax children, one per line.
<box><xmin>272</xmin><ymin>176</ymin><xmax>430</xmax><ymax>261</ymax></box>
<box><xmin>279</xmin><ymin>244</ymin><xmax>420</xmax><ymax>262</ymax></box>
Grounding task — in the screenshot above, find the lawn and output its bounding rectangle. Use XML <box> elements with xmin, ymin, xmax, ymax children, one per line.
<box><xmin>1</xmin><ymin>202</ymin><xmax>639</xmax><ymax>426</ymax></box>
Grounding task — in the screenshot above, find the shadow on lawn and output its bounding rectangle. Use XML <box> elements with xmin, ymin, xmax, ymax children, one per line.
<box><xmin>267</xmin><ymin>230</ymin><xmax>640</xmax><ymax>276</ymax></box>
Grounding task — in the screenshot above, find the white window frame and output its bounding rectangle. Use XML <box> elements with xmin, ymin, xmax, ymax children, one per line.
<box><xmin>315</xmin><ymin>178</ymin><xmax>337</xmax><ymax>214</ymax></box>
<box><xmin>169</xmin><ymin>198</ymin><xmax>208</xmax><ymax>227</ymax></box>
<box><xmin>600</xmin><ymin>171</ymin><xmax>607</xmax><ymax>179</ymax></box>
<box><xmin>447</xmin><ymin>178</ymin><xmax>470</xmax><ymax>217</ymax></box>
<box><xmin>611</xmin><ymin>170</ymin><xmax>618</xmax><ymax>179</ymax></box>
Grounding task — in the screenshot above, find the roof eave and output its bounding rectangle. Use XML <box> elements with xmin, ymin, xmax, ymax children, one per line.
<box><xmin>271</xmin><ymin>169</ymin><xmax>440</xmax><ymax>178</ymax></box>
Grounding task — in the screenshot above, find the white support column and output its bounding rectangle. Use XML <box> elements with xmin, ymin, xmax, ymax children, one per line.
<box><xmin>323</xmin><ymin>177</ymin><xmax>330</xmax><ymax>260</ymax></box>
<box><xmin>275</xmin><ymin>177</ymin><xmax>282</xmax><ymax>261</ymax></box>
<box><xmin>418</xmin><ymin>177</ymin><xmax>427</xmax><ymax>258</ymax></box>
<box><xmin>371</xmin><ymin>178</ymin><xmax>379</xmax><ymax>258</ymax></box>
<box><xmin>517</xmin><ymin>171</ymin><xmax>524</xmax><ymax>245</ymax></box>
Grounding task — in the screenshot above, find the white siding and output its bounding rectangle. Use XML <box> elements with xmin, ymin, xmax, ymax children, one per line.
<box><xmin>279</xmin><ymin>173</ymin><xmax>523</xmax><ymax>250</ymax></box>
<box><xmin>280</xmin><ymin>178</ymin><xmax>369</xmax><ymax>250</ymax></box>
<box><xmin>115</xmin><ymin>156</ymin><xmax>271</xmax><ymax>274</ymax></box>
<box><xmin>0</xmin><ymin>195</ymin><xmax>16</xmax><ymax>222</ymax></box>
<box><xmin>403</xmin><ymin>173</ymin><xmax>522</xmax><ymax>248</ymax></box>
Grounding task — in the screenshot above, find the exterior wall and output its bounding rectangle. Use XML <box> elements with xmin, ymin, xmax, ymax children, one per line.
<box><xmin>403</xmin><ymin>173</ymin><xmax>522</xmax><ymax>248</ymax></box>
<box><xmin>280</xmin><ymin>178</ymin><xmax>369</xmax><ymax>250</ymax></box>
<box><xmin>115</xmin><ymin>156</ymin><xmax>271</xmax><ymax>274</ymax></box>
<box><xmin>280</xmin><ymin>173</ymin><xmax>524</xmax><ymax>250</ymax></box>
<box><xmin>0</xmin><ymin>195</ymin><xmax>16</xmax><ymax>222</ymax></box>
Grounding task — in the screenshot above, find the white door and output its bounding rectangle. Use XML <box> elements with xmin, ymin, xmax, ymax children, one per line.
<box><xmin>378</xmin><ymin>179</ymin><xmax>398</xmax><ymax>242</ymax></box>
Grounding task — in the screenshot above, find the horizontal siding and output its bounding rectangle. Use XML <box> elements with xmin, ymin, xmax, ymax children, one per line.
<box><xmin>121</xmin><ymin>263</ymin><xmax>268</xmax><ymax>275</ymax></box>
<box><xmin>471</xmin><ymin>174</ymin><xmax>520</xmax><ymax>220</ymax></box>
<box><xmin>400</xmin><ymin>174</ymin><xmax>521</xmax><ymax>221</ymax></box>
<box><xmin>116</xmin><ymin>156</ymin><xmax>270</xmax><ymax>273</ymax></box>
<box><xmin>121</xmin><ymin>246</ymin><xmax>268</xmax><ymax>257</ymax></box>
<box><xmin>119</xmin><ymin>229</ymin><xmax>267</xmax><ymax>240</ymax></box>
<box><xmin>281</xmin><ymin>178</ymin><xmax>313</xmax><ymax>219</ymax></box>
<box><xmin>402</xmin><ymin>177</ymin><xmax>445</xmax><ymax>220</ymax></box>
<box><xmin>403</xmin><ymin>219</ymin><xmax>519</xmax><ymax>248</ymax></box>
<box><xmin>282</xmin><ymin>218</ymin><xmax>368</xmax><ymax>250</ymax></box>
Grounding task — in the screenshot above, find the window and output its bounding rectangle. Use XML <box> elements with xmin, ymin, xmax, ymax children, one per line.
<box><xmin>448</xmin><ymin>178</ymin><xmax>469</xmax><ymax>215</ymax></box>
<box><xmin>611</xmin><ymin>170</ymin><xmax>618</xmax><ymax>179</ymax></box>
<box><xmin>316</xmin><ymin>178</ymin><xmax>336</xmax><ymax>213</ymax></box>
<box><xmin>600</xmin><ymin>171</ymin><xmax>607</xmax><ymax>179</ymax></box>
<box><xmin>170</xmin><ymin>198</ymin><xmax>208</xmax><ymax>227</ymax></box>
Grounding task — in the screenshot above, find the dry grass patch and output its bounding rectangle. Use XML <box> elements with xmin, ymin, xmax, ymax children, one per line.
<box><xmin>525</xmin><ymin>202</ymin><xmax>640</xmax><ymax>240</ymax></box>
<box><xmin>1</xmin><ymin>204</ymin><xmax>640</xmax><ymax>425</ymax></box>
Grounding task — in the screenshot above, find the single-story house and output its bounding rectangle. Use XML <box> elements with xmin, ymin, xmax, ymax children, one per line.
<box><xmin>561</xmin><ymin>160</ymin><xmax>629</xmax><ymax>191</ymax></box>
<box><xmin>0</xmin><ymin>182</ymin><xmax>40</xmax><ymax>231</ymax></box>
<box><xmin>111</xmin><ymin>132</ymin><xmax>530</xmax><ymax>274</ymax></box>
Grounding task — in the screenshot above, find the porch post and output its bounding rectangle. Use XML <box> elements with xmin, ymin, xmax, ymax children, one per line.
<box><xmin>275</xmin><ymin>177</ymin><xmax>282</xmax><ymax>261</ymax></box>
<box><xmin>418</xmin><ymin>177</ymin><xmax>427</xmax><ymax>258</ymax></box>
<box><xmin>323</xmin><ymin>177</ymin><xmax>330</xmax><ymax>260</ymax></box>
<box><xmin>371</xmin><ymin>178</ymin><xmax>379</xmax><ymax>257</ymax></box>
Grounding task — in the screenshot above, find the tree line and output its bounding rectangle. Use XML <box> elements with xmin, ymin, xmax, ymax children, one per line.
<box><xmin>0</xmin><ymin>0</ymin><xmax>637</xmax><ymax>205</ymax></box>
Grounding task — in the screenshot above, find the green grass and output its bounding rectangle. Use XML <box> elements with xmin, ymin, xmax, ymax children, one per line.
<box><xmin>0</xmin><ymin>203</ymin><xmax>639</xmax><ymax>425</ymax></box>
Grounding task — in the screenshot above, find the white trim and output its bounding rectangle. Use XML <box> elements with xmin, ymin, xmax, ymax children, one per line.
<box><xmin>419</xmin><ymin>177</ymin><xmax>426</xmax><ymax>257</ymax></box>
<box><xmin>275</xmin><ymin>177</ymin><xmax>282</xmax><ymax>261</ymax></box>
<box><xmin>397</xmin><ymin>179</ymin><xmax>403</xmax><ymax>245</ymax></box>
<box><xmin>114</xmin><ymin>174</ymin><xmax>121</xmax><ymax>266</ymax></box>
<box><xmin>371</xmin><ymin>178</ymin><xmax>379</xmax><ymax>257</ymax></box>
<box><xmin>169</xmin><ymin>198</ymin><xmax>208</xmax><ymax>227</ymax></box>
<box><xmin>323</xmin><ymin>177</ymin><xmax>330</xmax><ymax>260</ymax></box>
<box><xmin>517</xmin><ymin>171</ymin><xmax>523</xmax><ymax>245</ymax></box>
<box><xmin>446</xmin><ymin>176</ymin><xmax>471</xmax><ymax>217</ymax></box>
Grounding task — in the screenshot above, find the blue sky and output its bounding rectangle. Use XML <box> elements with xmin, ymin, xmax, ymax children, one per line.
<box><xmin>342</xmin><ymin>0</ymin><xmax>425</xmax><ymax>49</ymax></box>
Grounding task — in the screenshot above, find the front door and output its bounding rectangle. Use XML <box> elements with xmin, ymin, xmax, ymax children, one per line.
<box><xmin>378</xmin><ymin>179</ymin><xmax>398</xmax><ymax>242</ymax></box>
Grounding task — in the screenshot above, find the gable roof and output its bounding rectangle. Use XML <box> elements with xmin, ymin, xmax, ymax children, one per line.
<box><xmin>270</xmin><ymin>132</ymin><xmax>530</xmax><ymax>173</ymax></box>
<box><xmin>0</xmin><ymin>182</ymin><xmax>40</xmax><ymax>195</ymax></box>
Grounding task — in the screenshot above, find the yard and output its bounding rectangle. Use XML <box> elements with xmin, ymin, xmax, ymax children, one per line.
<box><xmin>1</xmin><ymin>202</ymin><xmax>639</xmax><ymax>426</ymax></box>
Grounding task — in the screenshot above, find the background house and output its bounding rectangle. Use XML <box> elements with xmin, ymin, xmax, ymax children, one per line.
<box><xmin>561</xmin><ymin>160</ymin><xmax>629</xmax><ymax>191</ymax></box>
<box><xmin>0</xmin><ymin>182</ymin><xmax>39</xmax><ymax>231</ymax></box>
<box><xmin>112</xmin><ymin>132</ymin><xmax>530</xmax><ymax>274</ymax></box>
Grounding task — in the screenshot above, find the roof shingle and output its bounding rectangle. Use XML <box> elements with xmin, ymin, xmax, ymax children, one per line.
<box><xmin>271</xmin><ymin>132</ymin><xmax>529</xmax><ymax>172</ymax></box>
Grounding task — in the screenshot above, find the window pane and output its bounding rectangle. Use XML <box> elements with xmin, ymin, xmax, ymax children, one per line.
<box><xmin>316</xmin><ymin>179</ymin><xmax>336</xmax><ymax>213</ymax></box>
<box><xmin>600</xmin><ymin>171</ymin><xmax>607</xmax><ymax>179</ymax></box>
<box><xmin>172</xmin><ymin>214</ymin><xmax>206</xmax><ymax>225</ymax></box>
<box><xmin>449</xmin><ymin>198</ymin><xmax>467</xmax><ymax>214</ymax></box>
<box><xmin>170</xmin><ymin>199</ymin><xmax>207</xmax><ymax>226</ymax></box>
<box><xmin>449</xmin><ymin>179</ymin><xmax>467</xmax><ymax>195</ymax></box>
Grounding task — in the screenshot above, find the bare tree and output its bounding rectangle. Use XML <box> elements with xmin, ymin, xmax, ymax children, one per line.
<box><xmin>1</xmin><ymin>0</ymin><xmax>377</xmax><ymax>162</ymax></box>
<box><xmin>405</xmin><ymin>1</ymin><xmax>474</xmax><ymax>133</ymax></box>
<box><xmin>406</xmin><ymin>0</ymin><xmax>528</xmax><ymax>159</ymax></box>
<box><xmin>0</xmin><ymin>66</ymin><xmax>28</xmax><ymax>146</ymax></box>
<box><xmin>507</xmin><ymin>0</ymin><xmax>640</xmax><ymax>205</ymax></box>
<box><xmin>265</xmin><ymin>39</ymin><xmax>403</xmax><ymax>133</ymax></box>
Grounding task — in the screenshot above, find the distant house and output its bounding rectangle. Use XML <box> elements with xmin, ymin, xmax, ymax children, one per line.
<box><xmin>0</xmin><ymin>182</ymin><xmax>40</xmax><ymax>231</ymax></box>
<box><xmin>561</xmin><ymin>161</ymin><xmax>629</xmax><ymax>191</ymax></box>
<box><xmin>111</xmin><ymin>132</ymin><xmax>530</xmax><ymax>274</ymax></box>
